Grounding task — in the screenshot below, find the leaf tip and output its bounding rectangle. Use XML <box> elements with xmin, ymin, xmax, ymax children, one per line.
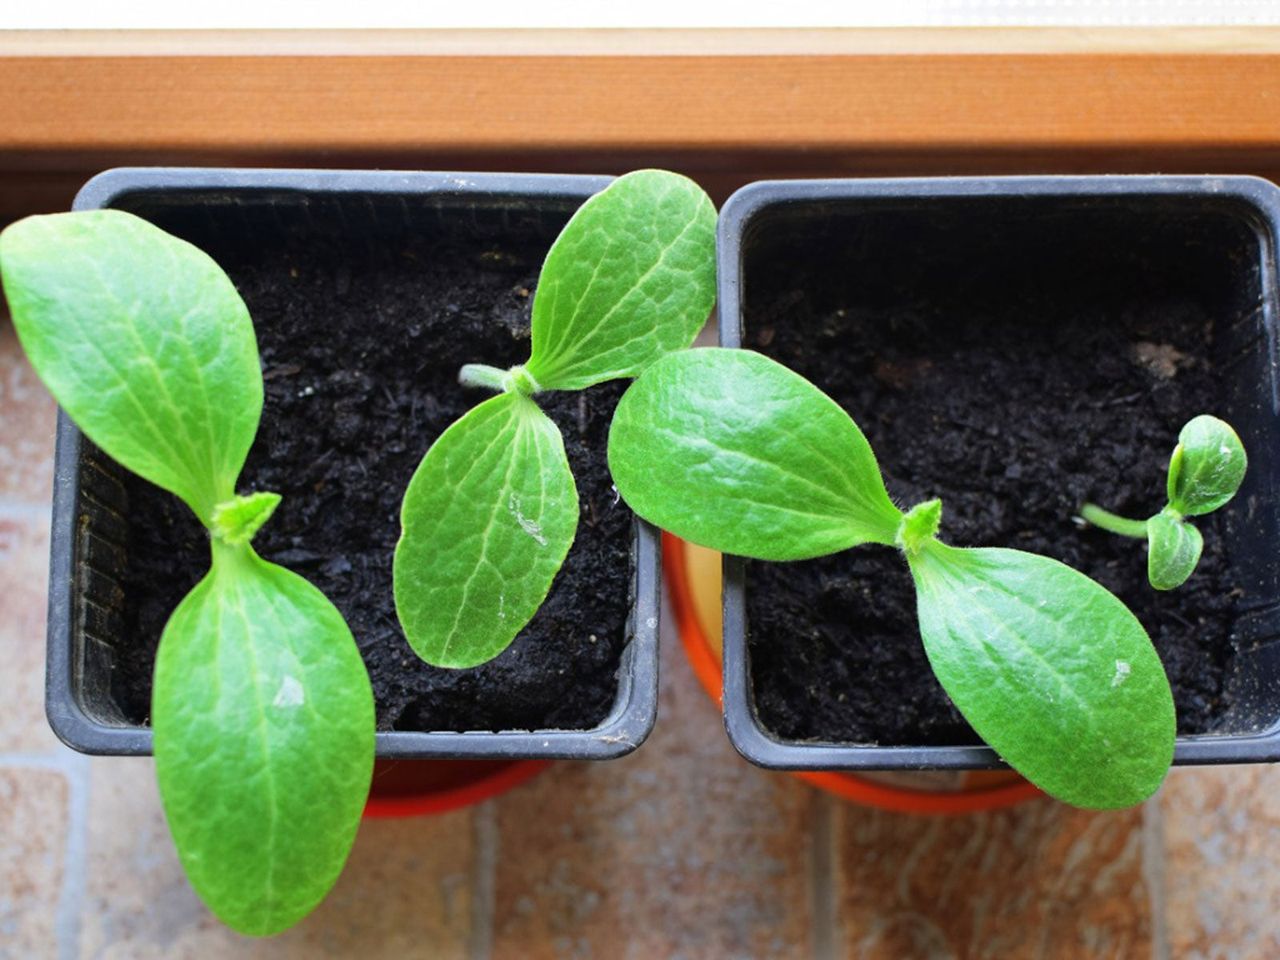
<box><xmin>896</xmin><ymin>498</ymin><xmax>943</xmax><ymax>556</ymax></box>
<box><xmin>211</xmin><ymin>491</ymin><xmax>282</xmax><ymax>546</ymax></box>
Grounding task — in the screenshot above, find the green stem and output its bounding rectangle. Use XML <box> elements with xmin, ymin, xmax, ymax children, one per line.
<box><xmin>458</xmin><ymin>364</ymin><xmax>508</xmax><ymax>392</ymax></box>
<box><xmin>458</xmin><ymin>363</ymin><xmax>541</xmax><ymax>396</ymax></box>
<box><xmin>1080</xmin><ymin>503</ymin><xmax>1150</xmax><ymax>539</ymax></box>
<box><xmin>209</xmin><ymin>535</ymin><xmax>253</xmax><ymax>572</ymax></box>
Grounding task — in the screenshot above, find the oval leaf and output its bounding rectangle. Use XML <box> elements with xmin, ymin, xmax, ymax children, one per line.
<box><xmin>153</xmin><ymin>548</ymin><xmax>374</xmax><ymax>936</ymax></box>
<box><xmin>1167</xmin><ymin>414</ymin><xmax>1247</xmax><ymax>516</ymax></box>
<box><xmin>394</xmin><ymin>392</ymin><xmax>578</xmax><ymax>668</ymax></box>
<box><xmin>608</xmin><ymin>349</ymin><xmax>902</xmax><ymax>561</ymax></box>
<box><xmin>1147</xmin><ymin>510</ymin><xmax>1204</xmax><ymax>591</ymax></box>
<box><xmin>0</xmin><ymin>210</ymin><xmax>262</xmax><ymax>524</ymax></box>
<box><xmin>524</xmin><ymin>170</ymin><xmax>717</xmax><ymax>391</ymax></box>
<box><xmin>909</xmin><ymin>543</ymin><xmax>1175</xmax><ymax>809</ymax></box>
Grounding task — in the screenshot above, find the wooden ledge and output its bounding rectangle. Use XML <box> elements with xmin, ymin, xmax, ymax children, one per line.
<box><xmin>4</xmin><ymin>27</ymin><xmax>1280</xmax><ymax>56</ymax></box>
<box><xmin>1</xmin><ymin>29</ymin><xmax>1279</xmax><ymax>219</ymax></box>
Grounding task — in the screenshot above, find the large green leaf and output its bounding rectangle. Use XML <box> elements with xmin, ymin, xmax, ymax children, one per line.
<box><xmin>153</xmin><ymin>545</ymin><xmax>374</xmax><ymax>936</ymax></box>
<box><xmin>1167</xmin><ymin>414</ymin><xmax>1247</xmax><ymax>517</ymax></box>
<box><xmin>608</xmin><ymin>349</ymin><xmax>902</xmax><ymax>561</ymax></box>
<box><xmin>394</xmin><ymin>392</ymin><xmax>578</xmax><ymax>668</ymax></box>
<box><xmin>1147</xmin><ymin>510</ymin><xmax>1204</xmax><ymax>591</ymax></box>
<box><xmin>0</xmin><ymin>210</ymin><xmax>261</xmax><ymax>525</ymax></box>
<box><xmin>909</xmin><ymin>542</ymin><xmax>1175</xmax><ymax>809</ymax></box>
<box><xmin>524</xmin><ymin>170</ymin><xmax>716</xmax><ymax>392</ymax></box>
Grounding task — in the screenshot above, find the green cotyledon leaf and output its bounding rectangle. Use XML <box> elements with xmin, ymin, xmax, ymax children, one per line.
<box><xmin>394</xmin><ymin>391</ymin><xmax>578</xmax><ymax>668</ymax></box>
<box><xmin>607</xmin><ymin>349</ymin><xmax>902</xmax><ymax>561</ymax></box>
<box><xmin>153</xmin><ymin>543</ymin><xmax>374</xmax><ymax>936</ymax></box>
<box><xmin>0</xmin><ymin>210</ymin><xmax>261</xmax><ymax>525</ymax></box>
<box><xmin>523</xmin><ymin>170</ymin><xmax>717</xmax><ymax>392</ymax></box>
<box><xmin>909</xmin><ymin>541</ymin><xmax>1175</xmax><ymax>809</ymax></box>
<box><xmin>1167</xmin><ymin>414</ymin><xmax>1247</xmax><ymax>517</ymax></box>
<box><xmin>1147</xmin><ymin>510</ymin><xmax>1204</xmax><ymax>592</ymax></box>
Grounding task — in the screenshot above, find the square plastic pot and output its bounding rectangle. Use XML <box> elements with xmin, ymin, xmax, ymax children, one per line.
<box><xmin>45</xmin><ymin>167</ymin><xmax>659</xmax><ymax>761</ymax></box>
<box><xmin>716</xmin><ymin>174</ymin><xmax>1280</xmax><ymax>772</ymax></box>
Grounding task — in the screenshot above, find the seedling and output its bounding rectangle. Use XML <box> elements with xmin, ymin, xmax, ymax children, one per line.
<box><xmin>608</xmin><ymin>348</ymin><xmax>1177</xmax><ymax>809</ymax></box>
<box><xmin>1080</xmin><ymin>415</ymin><xmax>1247</xmax><ymax>590</ymax></box>
<box><xmin>0</xmin><ymin>211</ymin><xmax>375</xmax><ymax>935</ymax></box>
<box><xmin>393</xmin><ymin>170</ymin><xmax>716</xmax><ymax>668</ymax></box>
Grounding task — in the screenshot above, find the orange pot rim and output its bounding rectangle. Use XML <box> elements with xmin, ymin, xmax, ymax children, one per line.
<box><xmin>663</xmin><ymin>532</ymin><xmax>1040</xmax><ymax>816</ymax></box>
<box><xmin>362</xmin><ymin>760</ymin><xmax>552</xmax><ymax>819</ymax></box>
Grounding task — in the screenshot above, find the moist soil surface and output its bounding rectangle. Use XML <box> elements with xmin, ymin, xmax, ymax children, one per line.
<box><xmin>744</xmin><ymin>241</ymin><xmax>1244</xmax><ymax>746</ymax></box>
<box><xmin>113</xmin><ymin>228</ymin><xmax>631</xmax><ymax>732</ymax></box>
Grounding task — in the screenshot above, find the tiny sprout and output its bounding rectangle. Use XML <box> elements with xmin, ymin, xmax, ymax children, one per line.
<box><xmin>896</xmin><ymin>498</ymin><xmax>942</xmax><ymax>556</ymax></box>
<box><xmin>1080</xmin><ymin>415</ymin><xmax>1247</xmax><ymax>591</ymax></box>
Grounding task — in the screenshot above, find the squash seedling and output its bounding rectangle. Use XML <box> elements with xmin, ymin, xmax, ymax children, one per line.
<box><xmin>1081</xmin><ymin>415</ymin><xmax>1247</xmax><ymax>590</ymax></box>
<box><xmin>0</xmin><ymin>211</ymin><xmax>375</xmax><ymax>935</ymax></box>
<box><xmin>393</xmin><ymin>170</ymin><xmax>716</xmax><ymax>668</ymax></box>
<box><xmin>608</xmin><ymin>348</ymin><xmax>1177</xmax><ymax>809</ymax></box>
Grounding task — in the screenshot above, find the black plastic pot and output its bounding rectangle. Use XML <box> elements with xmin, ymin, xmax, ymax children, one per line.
<box><xmin>45</xmin><ymin>167</ymin><xmax>659</xmax><ymax>761</ymax></box>
<box><xmin>717</xmin><ymin>175</ymin><xmax>1280</xmax><ymax>772</ymax></box>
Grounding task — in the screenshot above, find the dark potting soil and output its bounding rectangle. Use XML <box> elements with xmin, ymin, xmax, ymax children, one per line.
<box><xmin>112</xmin><ymin>229</ymin><xmax>632</xmax><ymax>732</ymax></box>
<box><xmin>744</xmin><ymin>228</ymin><xmax>1245</xmax><ymax>746</ymax></box>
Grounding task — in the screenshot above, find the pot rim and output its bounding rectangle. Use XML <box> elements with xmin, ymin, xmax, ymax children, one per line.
<box><xmin>362</xmin><ymin>759</ymin><xmax>552</xmax><ymax>819</ymax></box>
<box><xmin>663</xmin><ymin>532</ymin><xmax>1041</xmax><ymax>814</ymax></box>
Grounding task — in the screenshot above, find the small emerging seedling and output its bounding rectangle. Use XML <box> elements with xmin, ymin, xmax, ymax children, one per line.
<box><xmin>1081</xmin><ymin>415</ymin><xmax>1247</xmax><ymax>590</ymax></box>
<box><xmin>393</xmin><ymin>170</ymin><xmax>716</xmax><ymax>668</ymax></box>
<box><xmin>608</xmin><ymin>349</ymin><xmax>1176</xmax><ymax>809</ymax></box>
<box><xmin>0</xmin><ymin>211</ymin><xmax>375</xmax><ymax>935</ymax></box>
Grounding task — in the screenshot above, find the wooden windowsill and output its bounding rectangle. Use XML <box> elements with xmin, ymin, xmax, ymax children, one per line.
<box><xmin>2</xmin><ymin>28</ymin><xmax>1279</xmax><ymax>219</ymax></box>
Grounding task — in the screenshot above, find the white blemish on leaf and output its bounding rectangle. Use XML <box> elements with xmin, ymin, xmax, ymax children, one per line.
<box><xmin>508</xmin><ymin>493</ymin><xmax>547</xmax><ymax>546</ymax></box>
<box><xmin>273</xmin><ymin>675</ymin><xmax>305</xmax><ymax>708</ymax></box>
<box><xmin>1220</xmin><ymin>444</ymin><xmax>1233</xmax><ymax>458</ymax></box>
<box><xmin>1111</xmin><ymin>660</ymin><xmax>1132</xmax><ymax>688</ymax></box>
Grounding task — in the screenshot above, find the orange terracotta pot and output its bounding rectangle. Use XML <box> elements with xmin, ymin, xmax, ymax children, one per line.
<box><xmin>363</xmin><ymin>758</ymin><xmax>551</xmax><ymax>818</ymax></box>
<box><xmin>664</xmin><ymin>532</ymin><xmax>1040</xmax><ymax>816</ymax></box>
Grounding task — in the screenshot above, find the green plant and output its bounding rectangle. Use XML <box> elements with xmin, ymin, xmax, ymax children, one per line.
<box><xmin>608</xmin><ymin>348</ymin><xmax>1177</xmax><ymax>809</ymax></box>
<box><xmin>393</xmin><ymin>170</ymin><xmax>717</xmax><ymax>668</ymax></box>
<box><xmin>1080</xmin><ymin>415</ymin><xmax>1247</xmax><ymax>590</ymax></box>
<box><xmin>0</xmin><ymin>211</ymin><xmax>374</xmax><ymax>935</ymax></box>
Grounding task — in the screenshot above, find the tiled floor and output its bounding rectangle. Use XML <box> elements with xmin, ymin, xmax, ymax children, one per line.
<box><xmin>3</xmin><ymin>318</ymin><xmax>1279</xmax><ymax>960</ymax></box>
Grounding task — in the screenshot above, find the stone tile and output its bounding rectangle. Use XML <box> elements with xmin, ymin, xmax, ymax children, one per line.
<box><xmin>0</xmin><ymin>765</ymin><xmax>69</xmax><ymax>958</ymax></box>
<box><xmin>81</xmin><ymin>757</ymin><xmax>474</xmax><ymax>958</ymax></box>
<box><xmin>490</xmin><ymin>606</ymin><xmax>818</xmax><ymax>960</ymax></box>
<box><xmin>835</xmin><ymin>798</ymin><xmax>1152</xmax><ymax>959</ymax></box>
<box><xmin>0</xmin><ymin>320</ymin><xmax>57</xmax><ymax>504</ymax></box>
<box><xmin>0</xmin><ymin>511</ymin><xmax>58</xmax><ymax>754</ymax></box>
<box><xmin>1160</xmin><ymin>765</ymin><xmax>1280</xmax><ymax>960</ymax></box>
